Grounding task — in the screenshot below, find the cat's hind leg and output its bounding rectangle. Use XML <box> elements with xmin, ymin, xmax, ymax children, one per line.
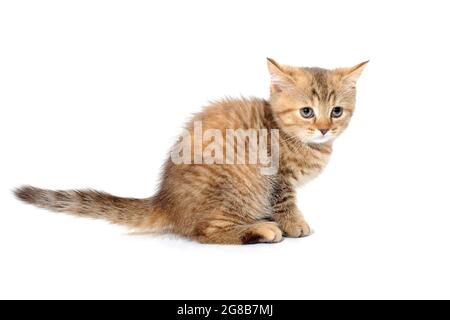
<box><xmin>193</xmin><ymin>219</ymin><xmax>283</xmax><ymax>245</ymax></box>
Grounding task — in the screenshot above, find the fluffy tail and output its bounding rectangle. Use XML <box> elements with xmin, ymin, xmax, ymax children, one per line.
<box><xmin>14</xmin><ymin>185</ymin><xmax>166</xmax><ymax>228</ymax></box>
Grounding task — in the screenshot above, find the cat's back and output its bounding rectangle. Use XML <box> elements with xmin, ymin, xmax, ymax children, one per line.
<box><xmin>154</xmin><ymin>98</ymin><xmax>275</xmax><ymax>232</ymax></box>
<box><xmin>191</xmin><ymin>97</ymin><xmax>271</xmax><ymax>131</ymax></box>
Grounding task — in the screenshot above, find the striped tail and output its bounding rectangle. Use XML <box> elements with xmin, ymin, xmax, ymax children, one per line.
<box><xmin>14</xmin><ymin>185</ymin><xmax>167</xmax><ymax>228</ymax></box>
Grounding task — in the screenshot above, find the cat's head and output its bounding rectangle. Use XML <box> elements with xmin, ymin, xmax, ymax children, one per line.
<box><xmin>267</xmin><ymin>58</ymin><xmax>368</xmax><ymax>144</ymax></box>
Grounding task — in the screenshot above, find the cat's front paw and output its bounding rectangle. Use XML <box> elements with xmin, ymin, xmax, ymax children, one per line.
<box><xmin>276</xmin><ymin>215</ymin><xmax>311</xmax><ymax>238</ymax></box>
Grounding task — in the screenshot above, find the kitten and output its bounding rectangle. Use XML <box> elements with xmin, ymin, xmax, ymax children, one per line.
<box><xmin>15</xmin><ymin>58</ymin><xmax>367</xmax><ymax>244</ymax></box>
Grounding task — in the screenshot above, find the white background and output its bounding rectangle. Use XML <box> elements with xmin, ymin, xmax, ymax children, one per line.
<box><xmin>1</xmin><ymin>0</ymin><xmax>449</xmax><ymax>299</ymax></box>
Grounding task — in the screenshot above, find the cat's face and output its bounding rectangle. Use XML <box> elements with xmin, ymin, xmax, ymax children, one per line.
<box><xmin>268</xmin><ymin>58</ymin><xmax>367</xmax><ymax>144</ymax></box>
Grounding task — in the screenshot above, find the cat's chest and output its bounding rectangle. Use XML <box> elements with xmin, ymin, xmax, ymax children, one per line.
<box><xmin>280</xmin><ymin>145</ymin><xmax>332</xmax><ymax>188</ymax></box>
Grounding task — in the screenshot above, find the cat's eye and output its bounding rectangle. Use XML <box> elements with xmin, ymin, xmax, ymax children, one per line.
<box><xmin>331</xmin><ymin>106</ymin><xmax>343</xmax><ymax>118</ymax></box>
<box><xmin>300</xmin><ymin>107</ymin><xmax>314</xmax><ymax>119</ymax></box>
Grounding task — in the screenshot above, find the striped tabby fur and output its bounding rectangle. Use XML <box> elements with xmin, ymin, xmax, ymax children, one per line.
<box><xmin>15</xmin><ymin>58</ymin><xmax>367</xmax><ymax>244</ymax></box>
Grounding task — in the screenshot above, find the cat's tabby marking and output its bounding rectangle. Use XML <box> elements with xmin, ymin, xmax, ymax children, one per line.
<box><xmin>15</xmin><ymin>58</ymin><xmax>367</xmax><ymax>244</ymax></box>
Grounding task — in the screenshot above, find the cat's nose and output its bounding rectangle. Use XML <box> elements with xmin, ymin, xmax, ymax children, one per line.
<box><xmin>319</xmin><ymin>129</ymin><xmax>329</xmax><ymax>136</ymax></box>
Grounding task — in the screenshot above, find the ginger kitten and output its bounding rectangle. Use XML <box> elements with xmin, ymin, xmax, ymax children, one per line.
<box><xmin>15</xmin><ymin>58</ymin><xmax>367</xmax><ymax>244</ymax></box>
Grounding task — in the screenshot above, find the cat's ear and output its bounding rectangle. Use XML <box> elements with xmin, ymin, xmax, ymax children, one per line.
<box><xmin>267</xmin><ymin>58</ymin><xmax>296</xmax><ymax>93</ymax></box>
<box><xmin>337</xmin><ymin>60</ymin><xmax>369</xmax><ymax>85</ymax></box>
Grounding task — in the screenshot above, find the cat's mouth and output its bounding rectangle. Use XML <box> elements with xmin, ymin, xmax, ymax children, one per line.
<box><xmin>307</xmin><ymin>134</ymin><xmax>333</xmax><ymax>144</ymax></box>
